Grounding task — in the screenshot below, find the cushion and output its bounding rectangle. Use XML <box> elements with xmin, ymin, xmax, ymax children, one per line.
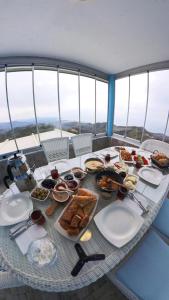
<box><xmin>153</xmin><ymin>199</ymin><xmax>169</xmax><ymax>237</ymax></box>
<box><xmin>116</xmin><ymin>230</ymin><xmax>169</xmax><ymax>300</ymax></box>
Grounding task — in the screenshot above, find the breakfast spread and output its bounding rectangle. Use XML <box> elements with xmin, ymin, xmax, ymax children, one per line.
<box><xmin>120</xmin><ymin>149</ymin><xmax>132</xmax><ymax>161</ymax></box>
<box><xmin>113</xmin><ymin>161</ymin><xmax>128</xmax><ymax>173</ymax></box>
<box><xmin>52</xmin><ymin>191</ymin><xmax>69</xmax><ymax>203</ymax></box>
<box><xmin>85</xmin><ymin>160</ymin><xmax>104</xmax><ymax>171</ymax></box>
<box><xmin>152</xmin><ymin>152</ymin><xmax>169</xmax><ymax>167</ymax></box>
<box><xmin>71</xmin><ymin>167</ymin><xmax>86</xmax><ymax>180</ymax></box>
<box><xmin>41</xmin><ymin>179</ymin><xmax>56</xmax><ymax>189</ymax></box>
<box><xmin>58</xmin><ymin>188</ymin><xmax>97</xmax><ymax>236</ymax></box>
<box><xmin>97</xmin><ymin>176</ymin><xmax>119</xmax><ymax>191</ymax></box>
<box><xmin>31</xmin><ymin>187</ymin><xmax>49</xmax><ymax>201</ymax></box>
<box><xmin>133</xmin><ymin>155</ymin><xmax>149</xmax><ymax>165</ymax></box>
<box><xmin>124</xmin><ymin>175</ymin><xmax>138</xmax><ymax>191</ymax></box>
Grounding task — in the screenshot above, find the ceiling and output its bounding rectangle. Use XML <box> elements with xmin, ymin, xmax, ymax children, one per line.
<box><xmin>1</xmin><ymin>0</ymin><xmax>169</xmax><ymax>74</ymax></box>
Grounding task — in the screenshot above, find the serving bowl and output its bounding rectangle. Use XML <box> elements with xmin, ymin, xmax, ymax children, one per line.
<box><xmin>96</xmin><ymin>170</ymin><xmax>123</xmax><ymax>193</ymax></box>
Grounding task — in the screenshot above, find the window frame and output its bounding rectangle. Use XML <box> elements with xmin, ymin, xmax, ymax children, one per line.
<box><xmin>0</xmin><ymin>64</ymin><xmax>108</xmax><ymax>158</ymax></box>
<box><xmin>114</xmin><ymin>69</ymin><xmax>169</xmax><ymax>143</ymax></box>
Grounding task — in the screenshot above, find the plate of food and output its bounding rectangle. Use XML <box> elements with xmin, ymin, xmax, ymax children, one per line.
<box><xmin>113</xmin><ymin>161</ymin><xmax>129</xmax><ymax>174</ymax></box>
<box><xmin>133</xmin><ymin>154</ymin><xmax>150</xmax><ymax>167</ymax></box>
<box><xmin>84</xmin><ymin>158</ymin><xmax>104</xmax><ymax>173</ymax></box>
<box><xmin>31</xmin><ymin>187</ymin><xmax>50</xmax><ymax>202</ymax></box>
<box><xmin>54</xmin><ymin>188</ymin><xmax>98</xmax><ymax>241</ymax></box>
<box><xmin>96</xmin><ymin>170</ymin><xmax>123</xmax><ymax>192</ymax></box>
<box><xmin>151</xmin><ymin>152</ymin><xmax>169</xmax><ymax>169</ymax></box>
<box><xmin>123</xmin><ymin>174</ymin><xmax>138</xmax><ymax>191</ymax></box>
<box><xmin>120</xmin><ymin>149</ymin><xmax>134</xmax><ymax>163</ymax></box>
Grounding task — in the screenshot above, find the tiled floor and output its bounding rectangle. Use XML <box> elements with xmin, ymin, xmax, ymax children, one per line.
<box><xmin>0</xmin><ymin>276</ymin><xmax>126</xmax><ymax>300</ymax></box>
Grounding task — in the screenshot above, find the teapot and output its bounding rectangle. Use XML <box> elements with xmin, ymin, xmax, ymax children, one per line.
<box><xmin>3</xmin><ymin>152</ymin><xmax>36</xmax><ymax>192</ymax></box>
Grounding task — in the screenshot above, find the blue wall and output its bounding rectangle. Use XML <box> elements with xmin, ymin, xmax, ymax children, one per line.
<box><xmin>107</xmin><ymin>75</ymin><xmax>115</xmax><ymax>136</ymax></box>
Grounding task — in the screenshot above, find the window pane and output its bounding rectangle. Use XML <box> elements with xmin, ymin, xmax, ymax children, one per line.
<box><xmin>34</xmin><ymin>70</ymin><xmax>62</xmax><ymax>141</ymax></box>
<box><xmin>7</xmin><ymin>71</ymin><xmax>37</xmax><ymax>150</ymax></box>
<box><xmin>143</xmin><ymin>70</ymin><xmax>169</xmax><ymax>141</ymax></box>
<box><xmin>96</xmin><ymin>80</ymin><xmax>108</xmax><ymax>134</ymax></box>
<box><xmin>80</xmin><ymin>76</ymin><xmax>95</xmax><ymax>134</ymax></box>
<box><xmin>0</xmin><ymin>71</ymin><xmax>17</xmax><ymax>155</ymax></box>
<box><xmin>59</xmin><ymin>73</ymin><xmax>79</xmax><ymax>135</ymax></box>
<box><xmin>127</xmin><ymin>73</ymin><xmax>147</xmax><ymax>140</ymax></box>
<box><xmin>114</xmin><ymin>77</ymin><xmax>129</xmax><ymax>136</ymax></box>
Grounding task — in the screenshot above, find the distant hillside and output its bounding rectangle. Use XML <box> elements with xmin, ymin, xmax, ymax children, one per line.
<box><xmin>0</xmin><ymin>119</ymin><xmax>168</xmax><ymax>143</ymax></box>
<box><xmin>113</xmin><ymin>125</ymin><xmax>169</xmax><ymax>142</ymax></box>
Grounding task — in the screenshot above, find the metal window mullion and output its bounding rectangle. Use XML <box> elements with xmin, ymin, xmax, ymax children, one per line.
<box><xmin>78</xmin><ymin>70</ymin><xmax>81</xmax><ymax>134</ymax></box>
<box><xmin>57</xmin><ymin>68</ymin><xmax>62</xmax><ymax>137</ymax></box>
<box><xmin>163</xmin><ymin>110</ymin><xmax>169</xmax><ymax>141</ymax></box>
<box><xmin>32</xmin><ymin>65</ymin><xmax>41</xmax><ymax>145</ymax></box>
<box><xmin>124</xmin><ymin>75</ymin><xmax>131</xmax><ymax>138</ymax></box>
<box><xmin>141</xmin><ymin>71</ymin><xmax>149</xmax><ymax>143</ymax></box>
<box><xmin>94</xmin><ymin>76</ymin><xmax>97</xmax><ymax>136</ymax></box>
<box><xmin>4</xmin><ymin>65</ymin><xmax>19</xmax><ymax>151</ymax></box>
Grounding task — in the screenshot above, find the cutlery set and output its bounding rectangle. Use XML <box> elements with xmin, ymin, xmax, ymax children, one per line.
<box><xmin>9</xmin><ymin>218</ymin><xmax>34</xmax><ymax>240</ymax></box>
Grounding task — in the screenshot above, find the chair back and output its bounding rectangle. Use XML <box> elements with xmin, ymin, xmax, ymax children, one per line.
<box><xmin>71</xmin><ymin>134</ymin><xmax>93</xmax><ymax>157</ymax></box>
<box><xmin>140</xmin><ymin>139</ymin><xmax>169</xmax><ymax>156</ymax></box>
<box><xmin>41</xmin><ymin>137</ymin><xmax>69</xmax><ymax>162</ymax></box>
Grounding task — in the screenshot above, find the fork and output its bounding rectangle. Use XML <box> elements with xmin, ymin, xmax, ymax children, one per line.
<box><xmin>128</xmin><ymin>192</ymin><xmax>149</xmax><ymax>215</ymax></box>
<box><xmin>9</xmin><ymin>219</ymin><xmax>34</xmax><ymax>240</ymax></box>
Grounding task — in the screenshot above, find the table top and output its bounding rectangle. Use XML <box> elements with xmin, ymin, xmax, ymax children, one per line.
<box><xmin>0</xmin><ymin>147</ymin><xmax>169</xmax><ymax>292</ymax></box>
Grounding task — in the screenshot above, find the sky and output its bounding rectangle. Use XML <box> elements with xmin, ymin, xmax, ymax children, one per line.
<box><xmin>0</xmin><ymin>69</ymin><xmax>169</xmax><ymax>135</ymax></box>
<box><xmin>114</xmin><ymin>70</ymin><xmax>169</xmax><ymax>134</ymax></box>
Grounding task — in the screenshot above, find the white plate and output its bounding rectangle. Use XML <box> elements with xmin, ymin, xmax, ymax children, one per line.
<box><xmin>0</xmin><ymin>192</ymin><xmax>33</xmax><ymax>226</ymax></box>
<box><xmin>119</xmin><ymin>151</ymin><xmax>134</xmax><ymax>164</ymax></box>
<box><xmin>54</xmin><ymin>189</ymin><xmax>99</xmax><ymax>241</ymax></box>
<box><xmin>138</xmin><ymin>167</ymin><xmax>163</xmax><ymax>186</ymax></box>
<box><xmin>94</xmin><ymin>200</ymin><xmax>143</xmax><ymax>248</ymax></box>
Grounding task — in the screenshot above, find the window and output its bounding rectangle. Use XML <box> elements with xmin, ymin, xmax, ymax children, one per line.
<box><xmin>143</xmin><ymin>70</ymin><xmax>169</xmax><ymax>141</ymax></box>
<box><xmin>114</xmin><ymin>70</ymin><xmax>169</xmax><ymax>143</ymax></box>
<box><xmin>7</xmin><ymin>70</ymin><xmax>37</xmax><ymax>150</ymax></box>
<box><xmin>127</xmin><ymin>73</ymin><xmax>147</xmax><ymax>140</ymax></box>
<box><xmin>34</xmin><ymin>69</ymin><xmax>61</xmax><ymax>141</ymax></box>
<box><xmin>59</xmin><ymin>72</ymin><xmax>79</xmax><ymax>135</ymax></box>
<box><xmin>114</xmin><ymin>77</ymin><xmax>129</xmax><ymax>136</ymax></box>
<box><xmin>96</xmin><ymin>80</ymin><xmax>108</xmax><ymax>134</ymax></box>
<box><xmin>0</xmin><ymin>71</ymin><xmax>17</xmax><ymax>154</ymax></box>
<box><xmin>80</xmin><ymin>76</ymin><xmax>95</xmax><ymax>134</ymax></box>
<box><xmin>0</xmin><ymin>66</ymin><xmax>108</xmax><ymax>156</ymax></box>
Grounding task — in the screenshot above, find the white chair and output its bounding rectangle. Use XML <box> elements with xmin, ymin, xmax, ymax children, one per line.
<box><xmin>71</xmin><ymin>134</ymin><xmax>93</xmax><ymax>157</ymax></box>
<box><xmin>140</xmin><ymin>139</ymin><xmax>169</xmax><ymax>156</ymax></box>
<box><xmin>41</xmin><ymin>137</ymin><xmax>69</xmax><ymax>163</ymax></box>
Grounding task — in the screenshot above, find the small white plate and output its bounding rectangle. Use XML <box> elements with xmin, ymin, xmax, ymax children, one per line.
<box><xmin>0</xmin><ymin>192</ymin><xmax>33</xmax><ymax>226</ymax></box>
<box><xmin>119</xmin><ymin>151</ymin><xmax>134</xmax><ymax>164</ymax></box>
<box><xmin>94</xmin><ymin>200</ymin><xmax>143</xmax><ymax>248</ymax></box>
<box><xmin>138</xmin><ymin>167</ymin><xmax>163</xmax><ymax>186</ymax></box>
<box><xmin>54</xmin><ymin>189</ymin><xmax>99</xmax><ymax>241</ymax></box>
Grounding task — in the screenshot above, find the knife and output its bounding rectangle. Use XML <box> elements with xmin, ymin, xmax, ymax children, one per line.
<box><xmin>9</xmin><ymin>220</ymin><xmax>34</xmax><ymax>240</ymax></box>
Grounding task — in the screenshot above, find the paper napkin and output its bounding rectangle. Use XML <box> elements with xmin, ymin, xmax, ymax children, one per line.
<box><xmin>15</xmin><ymin>224</ymin><xmax>47</xmax><ymax>255</ymax></box>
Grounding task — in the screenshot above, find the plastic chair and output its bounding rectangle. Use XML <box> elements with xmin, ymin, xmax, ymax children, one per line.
<box><xmin>140</xmin><ymin>139</ymin><xmax>169</xmax><ymax>155</ymax></box>
<box><xmin>41</xmin><ymin>137</ymin><xmax>69</xmax><ymax>163</ymax></box>
<box><xmin>71</xmin><ymin>134</ymin><xmax>93</xmax><ymax>157</ymax></box>
<box><xmin>107</xmin><ymin>230</ymin><xmax>169</xmax><ymax>300</ymax></box>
